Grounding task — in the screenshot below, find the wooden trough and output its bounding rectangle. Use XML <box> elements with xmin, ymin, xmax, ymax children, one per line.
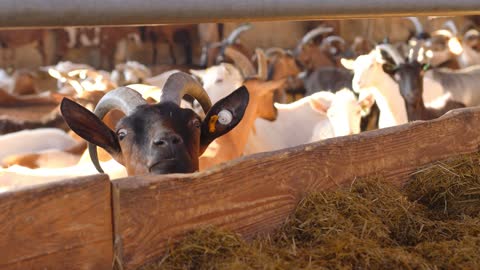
<box><xmin>1</xmin><ymin>106</ymin><xmax>480</xmax><ymax>270</ymax></box>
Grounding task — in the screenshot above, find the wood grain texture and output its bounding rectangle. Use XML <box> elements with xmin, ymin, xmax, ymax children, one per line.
<box><xmin>0</xmin><ymin>174</ymin><xmax>113</xmax><ymax>270</ymax></box>
<box><xmin>112</xmin><ymin>107</ymin><xmax>480</xmax><ymax>269</ymax></box>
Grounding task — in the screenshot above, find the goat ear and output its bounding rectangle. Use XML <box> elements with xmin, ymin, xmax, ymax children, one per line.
<box><xmin>340</xmin><ymin>58</ymin><xmax>355</xmax><ymax>70</ymax></box>
<box><xmin>447</xmin><ymin>37</ymin><xmax>464</xmax><ymax>55</ymax></box>
<box><xmin>254</xmin><ymin>78</ymin><xmax>287</xmax><ymax>97</ymax></box>
<box><xmin>60</xmin><ymin>98</ymin><xmax>121</xmax><ymax>156</ymax></box>
<box><xmin>358</xmin><ymin>91</ymin><xmax>375</xmax><ymax>114</ymax></box>
<box><xmin>199</xmin><ymin>86</ymin><xmax>249</xmax><ymax>154</ymax></box>
<box><xmin>308</xmin><ymin>92</ymin><xmax>334</xmax><ymax>113</ymax></box>
<box><xmin>382</xmin><ymin>63</ymin><xmax>397</xmax><ymax>76</ymax></box>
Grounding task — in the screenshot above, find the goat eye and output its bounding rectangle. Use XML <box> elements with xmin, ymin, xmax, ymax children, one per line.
<box><xmin>192</xmin><ymin>119</ymin><xmax>201</xmax><ymax>129</ymax></box>
<box><xmin>117</xmin><ymin>129</ymin><xmax>127</xmax><ymax>140</ymax></box>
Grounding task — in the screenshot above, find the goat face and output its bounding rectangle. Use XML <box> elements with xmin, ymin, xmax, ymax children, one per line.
<box><xmin>383</xmin><ymin>62</ymin><xmax>425</xmax><ymax>105</ymax></box>
<box><xmin>348</xmin><ymin>53</ymin><xmax>381</xmax><ymax>92</ymax></box>
<box><xmin>61</xmin><ymin>75</ymin><xmax>249</xmax><ymax>176</ymax></box>
<box><xmin>114</xmin><ymin>102</ymin><xmax>202</xmax><ymax>175</ymax></box>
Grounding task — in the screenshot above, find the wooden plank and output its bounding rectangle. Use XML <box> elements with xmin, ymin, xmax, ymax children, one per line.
<box><xmin>113</xmin><ymin>107</ymin><xmax>480</xmax><ymax>270</ymax></box>
<box><xmin>0</xmin><ymin>174</ymin><xmax>113</xmax><ymax>270</ymax></box>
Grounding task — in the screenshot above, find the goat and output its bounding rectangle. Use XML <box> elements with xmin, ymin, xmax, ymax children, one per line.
<box><xmin>425</xmin><ymin>21</ymin><xmax>480</xmax><ymax>68</ymax></box>
<box><xmin>61</xmin><ymin>72</ymin><xmax>249</xmax><ymax>175</ymax></box>
<box><xmin>382</xmin><ymin>45</ymin><xmax>465</xmax><ymax>121</ymax></box>
<box><xmin>244</xmin><ymin>89</ymin><xmax>374</xmax><ymax>154</ymax></box>
<box><xmin>265</xmin><ymin>47</ymin><xmax>304</xmax><ymax>102</ymax></box>
<box><xmin>383</xmin><ymin>41</ymin><xmax>480</xmax><ymax>106</ymax></box>
<box><xmin>463</xmin><ymin>28</ymin><xmax>480</xmax><ymax>51</ymax></box>
<box><xmin>349</xmin><ymin>37</ymin><xmax>376</xmax><ymax>58</ymax></box>
<box><xmin>346</xmin><ymin>44</ymin><xmax>478</xmax><ymax>127</ymax></box>
<box><xmin>192</xmin><ymin>47</ymin><xmax>279</xmax><ymax>120</ymax></box>
<box><xmin>141</xmin><ymin>25</ymin><xmax>196</xmax><ymax>65</ymax></box>
<box><xmin>2</xmin><ymin>145</ymin><xmax>84</xmax><ymax>169</ymax></box>
<box><xmin>0</xmin><ymin>128</ymin><xmax>78</xmax><ymax>167</ymax></box>
<box><xmin>0</xmin><ymin>29</ymin><xmax>48</xmax><ymax>66</ymax></box>
<box><xmin>304</xmin><ymin>67</ymin><xmax>353</xmax><ymax>96</ymax></box>
<box><xmin>343</xmin><ymin>46</ymin><xmax>444</xmax><ymax>128</ymax></box>
<box><xmin>0</xmin><ymin>69</ymin><xmax>38</xmax><ymax>95</ymax></box>
<box><xmin>294</xmin><ymin>25</ymin><xmax>336</xmax><ymax>72</ymax></box>
<box><xmin>111</xmin><ymin>61</ymin><xmax>152</xmax><ymax>86</ymax></box>
<box><xmin>0</xmin><ymin>110</ymin><xmax>67</xmax><ymax>135</ymax></box>
<box><xmin>47</xmin><ymin>63</ymin><xmax>116</xmax><ymax>98</ymax></box>
<box><xmin>56</xmin><ymin>27</ymin><xmax>142</xmax><ymax>69</ymax></box>
<box><xmin>0</xmin><ymin>90</ymin><xmax>68</xmax><ymax>135</ymax></box>
<box><xmin>190</xmin><ymin>48</ymin><xmax>287</xmax><ymax>169</ymax></box>
<box><xmin>200</xmin><ymin>23</ymin><xmax>253</xmax><ymax>68</ymax></box>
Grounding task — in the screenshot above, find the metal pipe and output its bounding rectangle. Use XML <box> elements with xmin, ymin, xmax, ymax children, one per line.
<box><xmin>0</xmin><ymin>0</ymin><xmax>479</xmax><ymax>28</ymax></box>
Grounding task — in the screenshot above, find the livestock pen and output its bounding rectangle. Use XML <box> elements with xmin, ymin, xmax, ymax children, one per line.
<box><xmin>1</xmin><ymin>1</ymin><xmax>480</xmax><ymax>270</ymax></box>
<box><xmin>2</xmin><ymin>107</ymin><xmax>480</xmax><ymax>269</ymax></box>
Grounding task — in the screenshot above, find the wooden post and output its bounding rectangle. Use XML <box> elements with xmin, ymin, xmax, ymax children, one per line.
<box><xmin>112</xmin><ymin>107</ymin><xmax>480</xmax><ymax>269</ymax></box>
<box><xmin>0</xmin><ymin>174</ymin><xmax>113</xmax><ymax>270</ymax></box>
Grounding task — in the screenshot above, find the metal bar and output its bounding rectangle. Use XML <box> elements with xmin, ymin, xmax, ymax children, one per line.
<box><xmin>0</xmin><ymin>0</ymin><xmax>479</xmax><ymax>28</ymax></box>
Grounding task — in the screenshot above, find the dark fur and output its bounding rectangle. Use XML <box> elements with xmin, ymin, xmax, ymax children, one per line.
<box><xmin>384</xmin><ymin>61</ymin><xmax>465</xmax><ymax>121</ymax></box>
<box><xmin>304</xmin><ymin>67</ymin><xmax>353</xmax><ymax>96</ymax></box>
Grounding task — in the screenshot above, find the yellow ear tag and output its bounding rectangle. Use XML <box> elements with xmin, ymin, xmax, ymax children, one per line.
<box><xmin>209</xmin><ymin>115</ymin><xmax>219</xmax><ymax>133</ymax></box>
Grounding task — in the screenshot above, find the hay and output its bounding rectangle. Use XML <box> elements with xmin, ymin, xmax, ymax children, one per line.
<box><xmin>405</xmin><ymin>153</ymin><xmax>480</xmax><ymax>219</ymax></box>
<box><xmin>141</xmin><ymin>153</ymin><xmax>480</xmax><ymax>270</ymax></box>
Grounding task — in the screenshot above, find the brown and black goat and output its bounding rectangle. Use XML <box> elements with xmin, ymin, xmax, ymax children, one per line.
<box><xmin>61</xmin><ymin>72</ymin><xmax>249</xmax><ymax>175</ymax></box>
<box><xmin>380</xmin><ymin>44</ymin><xmax>465</xmax><ymax>121</ymax></box>
<box><xmin>199</xmin><ymin>23</ymin><xmax>253</xmax><ymax>68</ymax></box>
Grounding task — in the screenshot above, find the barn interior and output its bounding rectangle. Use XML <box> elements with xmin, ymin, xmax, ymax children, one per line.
<box><xmin>1</xmin><ymin>11</ymin><xmax>480</xmax><ymax>270</ymax></box>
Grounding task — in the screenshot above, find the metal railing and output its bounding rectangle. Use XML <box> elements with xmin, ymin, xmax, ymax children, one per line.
<box><xmin>0</xmin><ymin>0</ymin><xmax>479</xmax><ymax>28</ymax></box>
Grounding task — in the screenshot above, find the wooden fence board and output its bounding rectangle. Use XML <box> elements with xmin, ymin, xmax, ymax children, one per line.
<box><xmin>112</xmin><ymin>107</ymin><xmax>480</xmax><ymax>269</ymax></box>
<box><xmin>0</xmin><ymin>174</ymin><xmax>113</xmax><ymax>270</ymax></box>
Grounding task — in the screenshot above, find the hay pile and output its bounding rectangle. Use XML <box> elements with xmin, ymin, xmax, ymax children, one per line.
<box><xmin>142</xmin><ymin>153</ymin><xmax>480</xmax><ymax>270</ymax></box>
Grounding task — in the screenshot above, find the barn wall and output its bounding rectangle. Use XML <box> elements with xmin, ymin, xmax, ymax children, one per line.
<box><xmin>0</xmin><ymin>16</ymin><xmax>472</xmax><ymax>69</ymax></box>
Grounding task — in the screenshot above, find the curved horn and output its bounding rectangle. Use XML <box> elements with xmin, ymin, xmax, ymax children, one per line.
<box><xmin>406</xmin><ymin>17</ymin><xmax>423</xmax><ymax>35</ymax></box>
<box><xmin>432</xmin><ymin>29</ymin><xmax>454</xmax><ymax>38</ymax></box>
<box><xmin>295</xmin><ymin>26</ymin><xmax>334</xmax><ymax>54</ymax></box>
<box><xmin>255</xmin><ymin>48</ymin><xmax>268</xmax><ymax>81</ymax></box>
<box><xmin>464</xmin><ymin>29</ymin><xmax>480</xmax><ymax>40</ymax></box>
<box><xmin>160</xmin><ymin>72</ymin><xmax>212</xmax><ymax>114</ymax></box>
<box><xmin>225</xmin><ymin>23</ymin><xmax>252</xmax><ymax>45</ymax></box>
<box><xmin>321</xmin><ymin>35</ymin><xmax>346</xmax><ymax>46</ymax></box>
<box><xmin>376</xmin><ymin>44</ymin><xmax>405</xmax><ymax>65</ymax></box>
<box><xmin>200</xmin><ymin>42</ymin><xmax>223</xmax><ymax>68</ymax></box>
<box><xmin>443</xmin><ymin>20</ymin><xmax>458</xmax><ymax>36</ymax></box>
<box><xmin>223</xmin><ymin>46</ymin><xmax>256</xmax><ymax>78</ymax></box>
<box><xmin>265</xmin><ymin>47</ymin><xmax>287</xmax><ymax>57</ymax></box>
<box><xmin>89</xmin><ymin>87</ymin><xmax>148</xmax><ymax>173</ymax></box>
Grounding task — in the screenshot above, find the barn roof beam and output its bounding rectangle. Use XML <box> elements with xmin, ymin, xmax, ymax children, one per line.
<box><xmin>0</xmin><ymin>0</ymin><xmax>479</xmax><ymax>28</ymax></box>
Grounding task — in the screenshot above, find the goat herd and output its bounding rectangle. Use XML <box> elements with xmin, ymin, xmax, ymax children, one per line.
<box><xmin>0</xmin><ymin>17</ymin><xmax>480</xmax><ymax>183</ymax></box>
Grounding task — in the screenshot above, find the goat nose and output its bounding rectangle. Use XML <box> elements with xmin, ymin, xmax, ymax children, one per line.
<box><xmin>153</xmin><ymin>134</ymin><xmax>183</xmax><ymax>146</ymax></box>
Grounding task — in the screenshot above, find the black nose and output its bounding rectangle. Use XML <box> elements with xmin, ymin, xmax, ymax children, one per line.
<box><xmin>153</xmin><ymin>134</ymin><xmax>183</xmax><ymax>146</ymax></box>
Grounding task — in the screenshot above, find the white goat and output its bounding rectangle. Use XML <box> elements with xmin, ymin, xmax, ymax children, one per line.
<box><xmin>111</xmin><ymin>61</ymin><xmax>152</xmax><ymax>86</ymax></box>
<box><xmin>0</xmin><ymin>128</ymin><xmax>78</xmax><ymax>167</ymax></box>
<box><xmin>0</xmin><ymin>158</ymin><xmax>127</xmax><ymax>192</ymax></box>
<box><xmin>343</xmin><ymin>48</ymin><xmax>446</xmax><ymax>128</ymax></box>
<box><xmin>244</xmin><ymin>89</ymin><xmax>372</xmax><ymax>155</ymax></box>
<box><xmin>190</xmin><ymin>63</ymin><xmax>244</xmax><ymax>104</ymax></box>
<box><xmin>46</xmin><ymin>61</ymin><xmax>114</xmax><ymax>96</ymax></box>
